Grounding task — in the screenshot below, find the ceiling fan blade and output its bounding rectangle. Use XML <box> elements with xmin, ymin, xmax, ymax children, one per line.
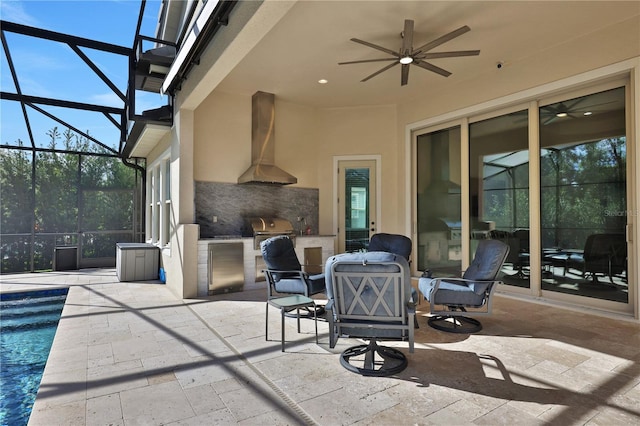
<box><xmin>401</xmin><ymin>19</ymin><xmax>414</xmax><ymax>56</ymax></box>
<box><xmin>401</xmin><ymin>63</ymin><xmax>410</xmax><ymax>86</ymax></box>
<box><xmin>413</xmin><ymin>60</ymin><xmax>452</xmax><ymax>77</ymax></box>
<box><xmin>361</xmin><ymin>61</ymin><xmax>399</xmax><ymax>82</ymax></box>
<box><xmin>338</xmin><ymin>58</ymin><xmax>399</xmax><ymax>65</ymax></box>
<box><xmin>573</xmin><ymin>100</ymin><xmax>619</xmax><ymax>112</ymax></box>
<box><xmin>421</xmin><ymin>50</ymin><xmax>480</xmax><ymax>59</ymax></box>
<box><xmin>413</xmin><ymin>25</ymin><xmax>471</xmax><ymax>54</ymax></box>
<box><xmin>565</xmin><ymin>97</ymin><xmax>588</xmax><ymax>110</ymax></box>
<box><xmin>350</xmin><ymin>38</ymin><xmax>399</xmax><ymax>57</ymax></box>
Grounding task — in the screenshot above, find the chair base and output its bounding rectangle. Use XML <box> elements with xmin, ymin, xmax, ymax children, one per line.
<box><xmin>339</xmin><ymin>337</ymin><xmax>407</xmax><ymax>377</ymax></box>
<box><xmin>428</xmin><ymin>315</ymin><xmax>483</xmax><ymax>334</ymax></box>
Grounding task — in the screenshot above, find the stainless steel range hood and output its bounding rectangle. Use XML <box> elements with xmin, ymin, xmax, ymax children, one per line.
<box><xmin>238</xmin><ymin>91</ymin><xmax>297</xmax><ymax>185</ymax></box>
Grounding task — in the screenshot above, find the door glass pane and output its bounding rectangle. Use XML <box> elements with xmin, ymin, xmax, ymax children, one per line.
<box><xmin>540</xmin><ymin>87</ymin><xmax>627</xmax><ymax>303</ymax></box>
<box><xmin>416</xmin><ymin>126</ymin><xmax>462</xmax><ymax>276</ymax></box>
<box><xmin>345</xmin><ymin>168</ymin><xmax>370</xmax><ymax>252</ymax></box>
<box><xmin>470</xmin><ymin>110</ymin><xmax>530</xmax><ymax>288</ymax></box>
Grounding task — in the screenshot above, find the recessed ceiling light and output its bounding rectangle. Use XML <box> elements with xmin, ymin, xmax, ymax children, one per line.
<box><xmin>399</xmin><ymin>56</ymin><xmax>413</xmax><ymax>65</ymax></box>
<box><xmin>583</xmin><ymin>111</ymin><xmax>593</xmax><ymax>116</ymax></box>
<box><xmin>318</xmin><ymin>79</ymin><xmax>328</xmax><ymax>84</ymax></box>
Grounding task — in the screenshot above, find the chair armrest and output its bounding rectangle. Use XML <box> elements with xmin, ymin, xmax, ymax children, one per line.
<box><xmin>430</xmin><ymin>277</ymin><xmax>500</xmax><ymax>295</ymax></box>
<box><xmin>263</xmin><ymin>269</ymin><xmax>309</xmax><ymax>279</ymax></box>
<box><xmin>407</xmin><ymin>290</ymin><xmax>417</xmax><ymax>309</ymax></box>
<box><xmin>406</xmin><ymin>303</ymin><xmax>416</xmax><ymax>315</ymax></box>
<box><xmin>326</xmin><ymin>299</ymin><xmax>335</xmax><ymax>312</ymax></box>
<box><xmin>430</xmin><ymin>277</ymin><xmax>496</xmax><ymax>286</ymax></box>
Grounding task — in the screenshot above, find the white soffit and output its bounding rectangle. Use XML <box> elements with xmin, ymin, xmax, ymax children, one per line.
<box><xmin>129</xmin><ymin>124</ymin><xmax>170</xmax><ymax>158</ymax></box>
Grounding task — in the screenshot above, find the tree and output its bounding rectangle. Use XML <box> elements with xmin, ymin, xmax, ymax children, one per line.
<box><xmin>1</xmin><ymin>127</ymin><xmax>142</xmax><ymax>273</ymax></box>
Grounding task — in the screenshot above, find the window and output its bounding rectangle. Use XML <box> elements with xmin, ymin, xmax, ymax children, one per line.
<box><xmin>350</xmin><ymin>187</ymin><xmax>367</xmax><ymax>229</ymax></box>
<box><xmin>148</xmin><ymin>152</ymin><xmax>172</xmax><ymax>247</ymax></box>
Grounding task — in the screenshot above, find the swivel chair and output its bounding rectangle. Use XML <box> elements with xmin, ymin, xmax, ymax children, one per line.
<box><xmin>261</xmin><ymin>236</ymin><xmax>326</xmax><ymax>316</ymax></box>
<box><xmin>368</xmin><ymin>232</ymin><xmax>418</xmax><ymax>328</ymax></box>
<box><xmin>325</xmin><ymin>251</ymin><xmax>415</xmax><ymax>376</ymax></box>
<box><xmin>568</xmin><ymin>233</ymin><xmax>627</xmax><ymax>284</ymax></box>
<box><xmin>418</xmin><ymin>239</ymin><xmax>509</xmax><ymax>333</ymax></box>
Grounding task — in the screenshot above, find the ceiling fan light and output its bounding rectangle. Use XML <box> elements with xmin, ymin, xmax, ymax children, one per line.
<box><xmin>556</xmin><ymin>112</ymin><xmax>568</xmax><ymax>118</ymax></box>
<box><xmin>399</xmin><ymin>56</ymin><xmax>413</xmax><ymax>65</ymax></box>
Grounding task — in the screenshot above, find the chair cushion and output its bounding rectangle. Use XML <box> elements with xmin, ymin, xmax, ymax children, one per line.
<box><xmin>368</xmin><ymin>233</ymin><xmax>412</xmax><ymax>260</ymax></box>
<box><xmin>419</xmin><ymin>277</ymin><xmax>485</xmax><ymax>307</ymax></box>
<box><xmin>463</xmin><ymin>239</ymin><xmax>509</xmax><ymax>294</ymax></box>
<box><xmin>307</xmin><ymin>274</ymin><xmax>327</xmax><ymax>295</ymax></box>
<box><xmin>325</xmin><ymin>251</ymin><xmax>411</xmax><ymax>302</ymax></box>
<box><xmin>273</xmin><ymin>273</ymin><xmax>326</xmax><ymax>296</ymax></box>
<box><xmin>260</xmin><ymin>236</ymin><xmax>302</xmax><ymax>281</ymax></box>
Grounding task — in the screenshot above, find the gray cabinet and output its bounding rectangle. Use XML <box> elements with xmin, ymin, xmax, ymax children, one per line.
<box><xmin>116</xmin><ymin>243</ymin><xmax>159</xmax><ymax>282</ymax></box>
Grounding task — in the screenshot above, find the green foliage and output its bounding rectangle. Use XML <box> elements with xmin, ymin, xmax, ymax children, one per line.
<box><xmin>1</xmin><ymin>127</ymin><xmax>141</xmax><ymax>273</ymax></box>
<box><xmin>1</xmin><ymin>142</ymin><xmax>33</xmax><ymax>234</ymax></box>
<box><xmin>483</xmin><ymin>137</ymin><xmax>626</xmax><ymax>249</ymax></box>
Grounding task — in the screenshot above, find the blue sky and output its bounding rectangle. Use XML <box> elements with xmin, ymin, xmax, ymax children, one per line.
<box><xmin>1</xmin><ymin>0</ymin><xmax>163</xmax><ymax>152</ymax></box>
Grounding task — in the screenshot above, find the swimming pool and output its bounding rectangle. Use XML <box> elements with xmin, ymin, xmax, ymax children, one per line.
<box><xmin>0</xmin><ymin>288</ymin><xmax>68</xmax><ymax>426</ymax></box>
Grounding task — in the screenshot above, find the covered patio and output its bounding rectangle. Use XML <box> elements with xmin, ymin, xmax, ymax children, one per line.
<box><xmin>2</xmin><ymin>270</ymin><xmax>639</xmax><ymax>425</ymax></box>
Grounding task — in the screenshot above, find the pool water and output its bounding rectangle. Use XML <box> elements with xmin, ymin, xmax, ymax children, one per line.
<box><xmin>0</xmin><ymin>288</ymin><xmax>68</xmax><ymax>426</ymax></box>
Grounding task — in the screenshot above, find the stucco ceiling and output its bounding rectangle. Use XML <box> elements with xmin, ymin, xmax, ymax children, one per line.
<box><xmin>212</xmin><ymin>1</ymin><xmax>639</xmax><ymax>109</ymax></box>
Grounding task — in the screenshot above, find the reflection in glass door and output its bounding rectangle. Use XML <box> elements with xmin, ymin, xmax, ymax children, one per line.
<box><xmin>338</xmin><ymin>160</ymin><xmax>377</xmax><ymax>253</ymax></box>
<box><xmin>416</xmin><ymin>126</ymin><xmax>462</xmax><ymax>276</ymax></box>
<box><xmin>469</xmin><ymin>110</ymin><xmax>530</xmax><ymax>288</ymax></box>
<box><xmin>540</xmin><ymin>87</ymin><xmax>627</xmax><ymax>303</ymax></box>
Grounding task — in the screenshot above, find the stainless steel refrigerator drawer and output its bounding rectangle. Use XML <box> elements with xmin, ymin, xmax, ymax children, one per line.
<box><xmin>208</xmin><ymin>242</ymin><xmax>244</xmax><ymax>295</ymax></box>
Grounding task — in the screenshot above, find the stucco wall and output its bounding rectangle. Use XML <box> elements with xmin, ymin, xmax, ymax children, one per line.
<box><xmin>316</xmin><ymin>105</ymin><xmax>399</xmax><ymax>234</ymax></box>
<box><xmin>193</xmin><ymin>91</ymin><xmax>400</xmax><ymax>236</ymax></box>
<box><xmin>193</xmin><ymin>90</ymin><xmax>318</xmax><ymax>186</ymax></box>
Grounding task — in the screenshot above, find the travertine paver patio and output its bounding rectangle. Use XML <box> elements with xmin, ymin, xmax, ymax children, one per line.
<box><xmin>1</xmin><ymin>268</ymin><xmax>639</xmax><ymax>425</ymax></box>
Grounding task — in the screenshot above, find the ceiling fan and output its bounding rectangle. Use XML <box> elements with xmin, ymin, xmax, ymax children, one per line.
<box><xmin>338</xmin><ymin>19</ymin><xmax>480</xmax><ymax>86</ymax></box>
<box><xmin>540</xmin><ymin>97</ymin><xmax>618</xmax><ymax>125</ymax></box>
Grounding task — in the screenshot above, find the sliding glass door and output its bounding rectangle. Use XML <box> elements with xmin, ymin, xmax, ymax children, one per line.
<box><xmin>539</xmin><ymin>86</ymin><xmax>627</xmax><ymax>303</ymax></box>
<box><xmin>416</xmin><ymin>126</ymin><xmax>462</xmax><ymax>276</ymax></box>
<box><xmin>414</xmin><ymin>79</ymin><xmax>631</xmax><ymax>312</ymax></box>
<box><xmin>469</xmin><ymin>110</ymin><xmax>530</xmax><ymax>288</ymax></box>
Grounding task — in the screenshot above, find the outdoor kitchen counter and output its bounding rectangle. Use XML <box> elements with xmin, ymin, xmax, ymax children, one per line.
<box><xmin>197</xmin><ymin>236</ymin><xmax>335</xmax><ymax>296</ymax></box>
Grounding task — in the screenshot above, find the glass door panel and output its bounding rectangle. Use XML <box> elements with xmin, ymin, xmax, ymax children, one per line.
<box><xmin>338</xmin><ymin>160</ymin><xmax>377</xmax><ymax>253</ymax></box>
<box><xmin>540</xmin><ymin>86</ymin><xmax>627</xmax><ymax>303</ymax></box>
<box><xmin>416</xmin><ymin>126</ymin><xmax>462</xmax><ymax>276</ymax></box>
<box><xmin>470</xmin><ymin>110</ymin><xmax>530</xmax><ymax>288</ymax></box>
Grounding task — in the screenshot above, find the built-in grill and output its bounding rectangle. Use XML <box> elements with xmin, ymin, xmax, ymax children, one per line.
<box><xmin>250</xmin><ymin>217</ymin><xmax>296</xmax><ymax>250</ymax></box>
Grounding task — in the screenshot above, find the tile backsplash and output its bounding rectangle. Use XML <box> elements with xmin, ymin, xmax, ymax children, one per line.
<box><xmin>195</xmin><ymin>181</ymin><xmax>319</xmax><ymax>238</ymax></box>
